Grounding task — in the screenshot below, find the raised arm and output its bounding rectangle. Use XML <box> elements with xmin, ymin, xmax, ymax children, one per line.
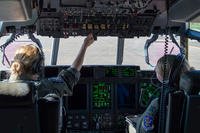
<box><xmin>71</xmin><ymin>33</ymin><xmax>94</xmax><ymax>71</ymax></box>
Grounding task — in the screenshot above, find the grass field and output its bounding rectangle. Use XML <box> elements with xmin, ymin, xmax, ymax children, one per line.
<box><xmin>190</xmin><ymin>23</ymin><xmax>200</xmax><ymax>31</ymax></box>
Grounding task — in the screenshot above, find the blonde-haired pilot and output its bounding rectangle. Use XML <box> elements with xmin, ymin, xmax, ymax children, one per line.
<box><xmin>0</xmin><ymin>33</ymin><xmax>94</xmax><ymax>97</ymax></box>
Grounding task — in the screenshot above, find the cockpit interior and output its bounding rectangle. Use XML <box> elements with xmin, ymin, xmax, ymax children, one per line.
<box><xmin>0</xmin><ymin>0</ymin><xmax>200</xmax><ymax>133</ymax></box>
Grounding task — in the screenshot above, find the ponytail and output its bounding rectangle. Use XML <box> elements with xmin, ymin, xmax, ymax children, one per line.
<box><xmin>11</xmin><ymin>61</ymin><xmax>24</xmax><ymax>75</ymax></box>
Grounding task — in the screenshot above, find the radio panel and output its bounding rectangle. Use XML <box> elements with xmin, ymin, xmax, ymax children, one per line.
<box><xmin>37</xmin><ymin>13</ymin><xmax>156</xmax><ymax>37</ymax></box>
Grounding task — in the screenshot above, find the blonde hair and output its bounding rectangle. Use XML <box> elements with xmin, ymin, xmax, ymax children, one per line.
<box><xmin>156</xmin><ymin>54</ymin><xmax>190</xmax><ymax>87</ymax></box>
<box><xmin>11</xmin><ymin>44</ymin><xmax>41</xmax><ymax>76</ymax></box>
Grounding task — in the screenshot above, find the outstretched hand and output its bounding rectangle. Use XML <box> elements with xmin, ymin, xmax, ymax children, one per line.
<box><xmin>71</xmin><ymin>33</ymin><xmax>95</xmax><ymax>71</ymax></box>
<box><xmin>83</xmin><ymin>33</ymin><xmax>95</xmax><ymax>48</ymax></box>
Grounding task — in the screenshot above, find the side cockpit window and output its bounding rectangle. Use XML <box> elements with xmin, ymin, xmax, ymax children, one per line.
<box><xmin>188</xmin><ymin>23</ymin><xmax>200</xmax><ymax>69</ymax></box>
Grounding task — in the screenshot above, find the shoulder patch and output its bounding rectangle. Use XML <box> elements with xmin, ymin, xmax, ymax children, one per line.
<box><xmin>142</xmin><ymin>115</ymin><xmax>154</xmax><ymax>131</ymax></box>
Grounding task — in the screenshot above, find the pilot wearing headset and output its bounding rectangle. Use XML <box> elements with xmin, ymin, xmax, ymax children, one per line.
<box><xmin>1</xmin><ymin>33</ymin><xmax>94</xmax><ymax>97</ymax></box>
<box><xmin>136</xmin><ymin>54</ymin><xmax>191</xmax><ymax>133</ymax></box>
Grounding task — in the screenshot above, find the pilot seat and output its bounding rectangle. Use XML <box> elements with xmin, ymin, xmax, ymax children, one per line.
<box><xmin>179</xmin><ymin>70</ymin><xmax>200</xmax><ymax>133</ymax></box>
<box><xmin>0</xmin><ymin>81</ymin><xmax>40</xmax><ymax>133</ymax></box>
<box><xmin>0</xmin><ymin>81</ymin><xmax>63</xmax><ymax>133</ymax></box>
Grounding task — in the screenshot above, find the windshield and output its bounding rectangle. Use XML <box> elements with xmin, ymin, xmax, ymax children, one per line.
<box><xmin>188</xmin><ymin>22</ymin><xmax>200</xmax><ymax>69</ymax></box>
<box><xmin>58</xmin><ymin>36</ymin><xmax>152</xmax><ymax>69</ymax></box>
<box><xmin>0</xmin><ymin>34</ymin><xmax>52</xmax><ymax>70</ymax></box>
<box><xmin>58</xmin><ymin>37</ymin><xmax>118</xmax><ymax>65</ymax></box>
<box><xmin>0</xmin><ymin>35</ymin><xmax>152</xmax><ymax>70</ymax></box>
<box><xmin>1</xmin><ymin>34</ymin><xmax>200</xmax><ymax>71</ymax></box>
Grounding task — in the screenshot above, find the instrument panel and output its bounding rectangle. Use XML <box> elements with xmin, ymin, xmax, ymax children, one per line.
<box><xmin>0</xmin><ymin>65</ymin><xmax>160</xmax><ymax>132</ymax></box>
<box><xmin>43</xmin><ymin>65</ymin><xmax>160</xmax><ymax>132</ymax></box>
<box><xmin>44</xmin><ymin>65</ymin><xmax>139</xmax><ymax>132</ymax></box>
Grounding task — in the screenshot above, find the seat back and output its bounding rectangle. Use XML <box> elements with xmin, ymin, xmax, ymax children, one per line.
<box><xmin>0</xmin><ymin>81</ymin><xmax>40</xmax><ymax>133</ymax></box>
<box><xmin>179</xmin><ymin>70</ymin><xmax>200</xmax><ymax>133</ymax></box>
<box><xmin>165</xmin><ymin>90</ymin><xmax>185</xmax><ymax>133</ymax></box>
<box><xmin>38</xmin><ymin>94</ymin><xmax>62</xmax><ymax>133</ymax></box>
<box><xmin>165</xmin><ymin>70</ymin><xmax>200</xmax><ymax>133</ymax></box>
<box><xmin>184</xmin><ymin>95</ymin><xmax>200</xmax><ymax>133</ymax></box>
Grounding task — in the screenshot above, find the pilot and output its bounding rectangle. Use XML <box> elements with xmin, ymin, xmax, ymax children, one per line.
<box><xmin>0</xmin><ymin>33</ymin><xmax>94</xmax><ymax>97</ymax></box>
<box><xmin>136</xmin><ymin>54</ymin><xmax>191</xmax><ymax>133</ymax></box>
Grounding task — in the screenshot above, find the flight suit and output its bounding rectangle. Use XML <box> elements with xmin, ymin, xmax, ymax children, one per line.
<box><xmin>38</xmin><ymin>67</ymin><xmax>80</xmax><ymax>97</ymax></box>
<box><xmin>136</xmin><ymin>98</ymin><xmax>159</xmax><ymax>133</ymax></box>
<box><xmin>37</xmin><ymin>67</ymin><xmax>80</xmax><ymax>132</ymax></box>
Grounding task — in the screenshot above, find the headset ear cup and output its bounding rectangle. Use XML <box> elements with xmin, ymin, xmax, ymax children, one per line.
<box><xmin>32</xmin><ymin>50</ymin><xmax>44</xmax><ymax>74</ymax></box>
<box><xmin>32</xmin><ymin>59</ymin><xmax>39</xmax><ymax>74</ymax></box>
<box><xmin>168</xmin><ymin>54</ymin><xmax>185</xmax><ymax>88</ymax></box>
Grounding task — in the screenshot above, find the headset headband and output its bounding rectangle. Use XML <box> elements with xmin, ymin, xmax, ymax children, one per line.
<box><xmin>168</xmin><ymin>54</ymin><xmax>185</xmax><ymax>88</ymax></box>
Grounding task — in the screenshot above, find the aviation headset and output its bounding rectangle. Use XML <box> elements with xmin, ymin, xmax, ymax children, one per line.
<box><xmin>168</xmin><ymin>53</ymin><xmax>185</xmax><ymax>88</ymax></box>
<box><xmin>13</xmin><ymin>44</ymin><xmax>44</xmax><ymax>75</ymax></box>
<box><xmin>28</xmin><ymin>33</ymin><xmax>44</xmax><ymax>75</ymax></box>
<box><xmin>31</xmin><ymin>45</ymin><xmax>44</xmax><ymax>74</ymax></box>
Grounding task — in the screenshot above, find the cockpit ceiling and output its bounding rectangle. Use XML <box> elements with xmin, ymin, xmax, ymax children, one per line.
<box><xmin>169</xmin><ymin>0</ymin><xmax>200</xmax><ymax>22</ymax></box>
<box><xmin>0</xmin><ymin>0</ymin><xmax>32</xmax><ymax>22</ymax></box>
<box><xmin>40</xmin><ymin>0</ymin><xmax>167</xmax><ymax>16</ymax></box>
<box><xmin>192</xmin><ymin>16</ymin><xmax>200</xmax><ymax>23</ymax></box>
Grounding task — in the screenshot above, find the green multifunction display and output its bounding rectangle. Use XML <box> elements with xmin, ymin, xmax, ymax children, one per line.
<box><xmin>92</xmin><ymin>82</ymin><xmax>112</xmax><ymax>109</ymax></box>
<box><xmin>139</xmin><ymin>82</ymin><xmax>160</xmax><ymax>107</ymax></box>
<box><xmin>105</xmin><ymin>67</ymin><xmax>138</xmax><ymax>77</ymax></box>
<box><xmin>121</xmin><ymin>67</ymin><xmax>136</xmax><ymax>77</ymax></box>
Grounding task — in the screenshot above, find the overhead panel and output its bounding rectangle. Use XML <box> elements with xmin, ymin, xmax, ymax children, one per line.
<box><xmin>36</xmin><ymin>0</ymin><xmax>170</xmax><ymax>38</ymax></box>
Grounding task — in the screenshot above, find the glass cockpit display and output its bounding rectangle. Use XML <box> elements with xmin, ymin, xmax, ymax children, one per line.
<box><xmin>105</xmin><ymin>66</ymin><xmax>139</xmax><ymax>77</ymax></box>
<box><xmin>68</xmin><ymin>84</ymin><xmax>87</xmax><ymax>110</ymax></box>
<box><xmin>117</xmin><ymin>84</ymin><xmax>136</xmax><ymax>109</ymax></box>
<box><xmin>92</xmin><ymin>82</ymin><xmax>112</xmax><ymax>109</ymax></box>
<box><xmin>139</xmin><ymin>82</ymin><xmax>160</xmax><ymax>107</ymax></box>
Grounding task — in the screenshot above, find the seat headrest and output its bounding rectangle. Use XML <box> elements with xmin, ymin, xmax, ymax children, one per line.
<box><xmin>179</xmin><ymin>70</ymin><xmax>200</xmax><ymax>95</ymax></box>
<box><xmin>0</xmin><ymin>81</ymin><xmax>36</xmax><ymax>107</ymax></box>
<box><xmin>0</xmin><ymin>82</ymin><xmax>30</xmax><ymax>96</ymax></box>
